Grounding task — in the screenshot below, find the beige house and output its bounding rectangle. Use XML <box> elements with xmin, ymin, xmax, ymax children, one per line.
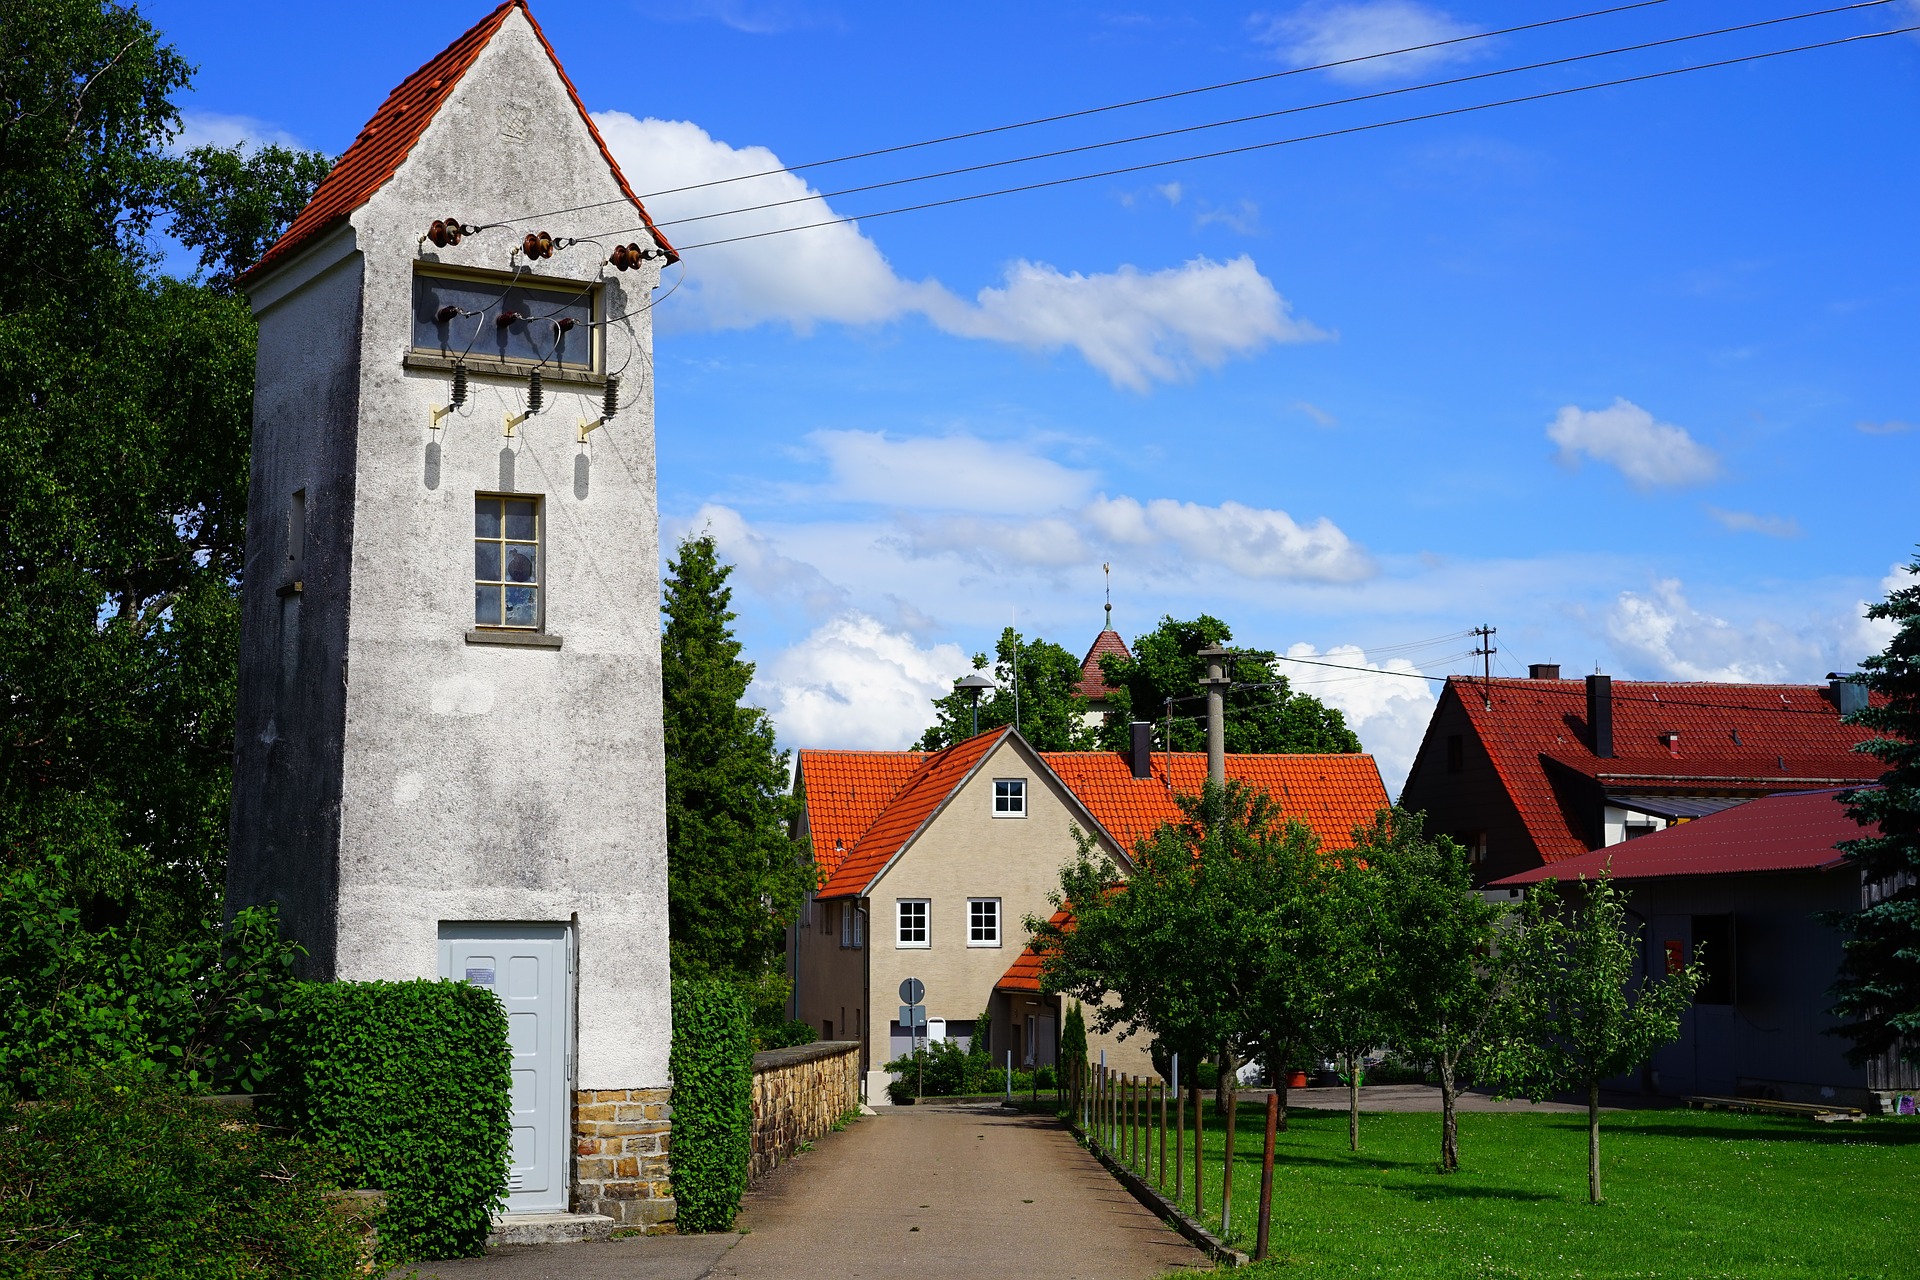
<box><xmin>788</xmin><ymin>727</ymin><xmax>1391</xmax><ymax>1101</ymax></box>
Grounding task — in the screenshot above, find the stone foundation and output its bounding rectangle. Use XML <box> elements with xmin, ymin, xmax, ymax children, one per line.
<box><xmin>572</xmin><ymin>1087</ymin><xmax>674</xmax><ymax>1225</ymax></box>
<box><xmin>750</xmin><ymin>1040</ymin><xmax>861</xmax><ymax>1182</ymax></box>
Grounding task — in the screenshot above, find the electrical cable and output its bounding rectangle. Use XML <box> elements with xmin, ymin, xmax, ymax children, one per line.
<box><xmin>493</xmin><ymin>0</ymin><xmax>1680</xmax><ymax>226</ymax></box>
<box><xmin>634</xmin><ymin>2</ymin><xmax>1901</xmax><ymax>237</ymax></box>
<box><xmin>587</xmin><ymin>22</ymin><xmax>1913</xmax><ymax>254</ymax></box>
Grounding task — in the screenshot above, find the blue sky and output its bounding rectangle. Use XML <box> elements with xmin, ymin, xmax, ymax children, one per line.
<box><xmin>149</xmin><ymin>0</ymin><xmax>1919</xmax><ymax>789</ymax></box>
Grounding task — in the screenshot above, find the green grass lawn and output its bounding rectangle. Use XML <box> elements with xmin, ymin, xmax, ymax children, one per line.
<box><xmin>1096</xmin><ymin>1099</ymin><xmax>1919</xmax><ymax>1278</ymax></box>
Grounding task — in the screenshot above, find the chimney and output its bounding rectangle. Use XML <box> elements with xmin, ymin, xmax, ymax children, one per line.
<box><xmin>1528</xmin><ymin>663</ymin><xmax>1561</xmax><ymax>680</ymax></box>
<box><xmin>1586</xmin><ymin>674</ymin><xmax>1614</xmax><ymax>759</ymax></box>
<box><xmin>1129</xmin><ymin>721</ymin><xmax>1153</xmax><ymax>780</ymax></box>
<box><xmin>1828</xmin><ymin>673</ymin><xmax>1868</xmax><ymax>717</ymax></box>
<box><xmin>1660</xmin><ymin>731</ymin><xmax>1680</xmax><ymax>757</ymax></box>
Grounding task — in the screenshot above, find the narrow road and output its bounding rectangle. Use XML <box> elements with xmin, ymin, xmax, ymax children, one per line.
<box><xmin>714</xmin><ymin>1100</ymin><xmax>1208</xmax><ymax>1280</ymax></box>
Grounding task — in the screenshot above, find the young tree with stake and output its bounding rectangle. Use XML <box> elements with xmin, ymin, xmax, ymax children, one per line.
<box><xmin>1488</xmin><ymin>873</ymin><xmax>1703</xmax><ymax>1203</ymax></box>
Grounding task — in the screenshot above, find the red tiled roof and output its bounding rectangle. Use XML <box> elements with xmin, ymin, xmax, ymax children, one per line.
<box><xmin>1446</xmin><ymin>676</ymin><xmax>1880</xmax><ymax>864</ymax></box>
<box><xmin>997</xmin><ymin>907</ymin><xmax>1072</xmax><ymax>993</ymax></box>
<box><xmin>1491</xmin><ymin>787</ymin><xmax>1877</xmax><ymax>885</ymax></box>
<box><xmin>1040</xmin><ymin>751</ymin><xmax>1390</xmax><ymax>856</ymax></box>
<box><xmin>1076</xmin><ymin>630</ymin><xmax>1131</xmax><ymax>702</ymax></box>
<box><xmin>240</xmin><ymin>1</ymin><xmax>674</xmax><ymax>285</ymax></box>
<box><xmin>796</xmin><ymin>749</ymin><xmax>928</xmax><ymax>882</ymax></box>
<box><xmin>816</xmin><ymin>730</ymin><xmax>1010</xmax><ymax>898</ymax></box>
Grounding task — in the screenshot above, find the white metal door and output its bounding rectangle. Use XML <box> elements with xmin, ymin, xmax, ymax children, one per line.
<box><xmin>439</xmin><ymin>924</ymin><xmax>571</xmax><ymax>1213</ymax></box>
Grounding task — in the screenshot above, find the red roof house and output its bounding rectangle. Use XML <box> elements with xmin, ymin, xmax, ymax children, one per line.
<box><xmin>1399</xmin><ymin>670</ymin><xmax>1880</xmax><ymax>884</ymax></box>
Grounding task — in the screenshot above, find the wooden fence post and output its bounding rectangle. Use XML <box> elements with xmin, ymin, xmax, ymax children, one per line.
<box><xmin>1221</xmin><ymin>1076</ymin><xmax>1237</xmax><ymax>1237</ymax></box>
<box><xmin>1158</xmin><ymin>1075</ymin><xmax>1168</xmax><ymax>1188</ymax></box>
<box><xmin>1174</xmin><ymin>1054</ymin><xmax>1184</xmax><ymax>1206</ymax></box>
<box><xmin>1192</xmin><ymin>1082</ymin><xmax>1204</xmax><ymax>1218</ymax></box>
<box><xmin>1255</xmin><ymin>1089</ymin><xmax>1279</xmax><ymax>1261</ymax></box>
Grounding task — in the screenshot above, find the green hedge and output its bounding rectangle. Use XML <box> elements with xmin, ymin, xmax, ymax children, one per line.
<box><xmin>260</xmin><ymin>980</ymin><xmax>510</xmax><ymax>1264</ymax></box>
<box><xmin>669</xmin><ymin>979</ymin><xmax>752</xmax><ymax>1232</ymax></box>
<box><xmin>0</xmin><ymin>1068</ymin><xmax>367</xmax><ymax>1279</ymax></box>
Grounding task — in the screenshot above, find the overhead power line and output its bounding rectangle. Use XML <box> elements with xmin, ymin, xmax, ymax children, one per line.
<box><xmin>597</xmin><ymin>22</ymin><xmax>1913</xmax><ymax>254</ymax></box>
<box><xmin>637</xmin><ymin>1</ymin><xmax>1900</xmax><ymax>237</ymax></box>
<box><xmin>496</xmin><ymin>0</ymin><xmax>1678</xmax><ymax>227</ymax></box>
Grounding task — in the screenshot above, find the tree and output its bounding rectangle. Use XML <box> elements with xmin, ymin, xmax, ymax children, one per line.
<box><xmin>165</xmin><ymin>144</ymin><xmax>335</xmax><ymax>293</ymax></box>
<box><xmin>916</xmin><ymin>628</ymin><xmax>1096</xmax><ymax>751</ymax></box>
<box><xmin>1091</xmin><ymin>615</ymin><xmax>1361</xmax><ymax>755</ymax></box>
<box><xmin>1358</xmin><ymin>809</ymin><xmax>1505</xmax><ymax>1172</ymax></box>
<box><xmin>1827</xmin><ymin>552</ymin><xmax>1920</xmax><ymax>1073</ymax></box>
<box><xmin>0</xmin><ymin>1</ymin><xmax>328</xmax><ymax>941</ymax></box>
<box><xmin>661</xmin><ymin>534</ymin><xmax>812</xmax><ymax>990</ymax></box>
<box><xmin>1487</xmin><ymin>874</ymin><xmax>1703</xmax><ymax>1203</ymax></box>
<box><xmin>1313</xmin><ymin>848</ymin><xmax>1394</xmax><ymax>1151</ymax></box>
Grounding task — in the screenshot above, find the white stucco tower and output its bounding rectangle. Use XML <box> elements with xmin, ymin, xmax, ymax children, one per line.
<box><xmin>228</xmin><ymin>2</ymin><xmax>677</xmax><ymax>1224</ymax></box>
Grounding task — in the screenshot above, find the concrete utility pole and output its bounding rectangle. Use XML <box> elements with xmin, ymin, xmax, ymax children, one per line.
<box><xmin>1197</xmin><ymin>644</ymin><xmax>1232</xmax><ymax>787</ymax></box>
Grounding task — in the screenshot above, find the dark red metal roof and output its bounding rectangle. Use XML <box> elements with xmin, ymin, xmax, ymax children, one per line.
<box><xmin>1489</xmin><ymin>787</ymin><xmax>1878</xmax><ymax>885</ymax></box>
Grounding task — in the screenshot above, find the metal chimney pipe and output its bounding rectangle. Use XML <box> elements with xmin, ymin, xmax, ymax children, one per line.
<box><xmin>1129</xmin><ymin>721</ymin><xmax>1153</xmax><ymax>780</ymax></box>
<box><xmin>1586</xmin><ymin>674</ymin><xmax>1614</xmax><ymax>759</ymax></box>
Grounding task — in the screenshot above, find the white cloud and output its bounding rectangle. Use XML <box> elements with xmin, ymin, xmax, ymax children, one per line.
<box><xmin>670</xmin><ymin>503</ymin><xmax>848</xmax><ymax>615</ymax></box>
<box><xmin>807</xmin><ymin>430</ymin><xmax>1096</xmax><ymax>514</ymax></box>
<box><xmin>1282</xmin><ymin>643</ymin><xmax>1437</xmax><ymax>796</ymax></box>
<box><xmin>593</xmin><ymin>113</ymin><xmax>1320</xmax><ymax>389</ymax></box>
<box><xmin>1604</xmin><ymin>577</ymin><xmax>1893</xmax><ymax>682</ymax></box>
<box><xmin>754</xmin><ymin>613</ymin><xmax>969</xmax><ymax>748</ymax></box>
<box><xmin>1195</xmin><ymin>199</ymin><xmax>1262</xmax><ymax>235</ymax></box>
<box><xmin>1706</xmin><ymin>507</ymin><xmax>1801</xmax><ymax>538</ymax></box>
<box><xmin>1855</xmin><ymin>563</ymin><xmax>1910</xmax><ymax>660</ymax></box>
<box><xmin>170</xmin><ymin>110</ymin><xmax>304</xmax><ymax>153</ymax></box>
<box><xmin>1856</xmin><ymin>419</ymin><xmax>1914</xmax><ymax>435</ymax></box>
<box><xmin>1085</xmin><ymin>496</ymin><xmax>1374</xmax><ymax>582</ymax></box>
<box><xmin>1156</xmin><ymin>182</ymin><xmax>1184</xmax><ymax>205</ymax></box>
<box><xmin>1292</xmin><ymin>399</ymin><xmax>1338</xmax><ymax>427</ymax></box>
<box><xmin>1254</xmin><ymin>1</ymin><xmax>1476</xmax><ymax>82</ymax></box>
<box><xmin>897</xmin><ymin>514</ymin><xmax>1091</xmax><ymax>569</ymax></box>
<box><xmin>1546</xmin><ymin>398</ymin><xmax>1720</xmax><ymax>490</ymax></box>
<box><xmin>924</xmin><ymin>256</ymin><xmax>1322</xmax><ymax>392</ymax></box>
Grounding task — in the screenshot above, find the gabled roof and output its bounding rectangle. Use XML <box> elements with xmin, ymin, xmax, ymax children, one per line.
<box><xmin>815</xmin><ymin>730</ymin><xmax>1011</xmax><ymax>898</ymax></box>
<box><xmin>1434</xmin><ymin>676</ymin><xmax>1880</xmax><ymax>863</ymax></box>
<box><xmin>1491</xmin><ymin>787</ymin><xmax>1877</xmax><ymax>885</ymax></box>
<box><xmin>240</xmin><ymin>1</ymin><xmax>673</xmax><ymax>285</ymax></box>
<box><xmin>1075</xmin><ymin>629</ymin><xmax>1131</xmax><ymax>702</ymax></box>
<box><xmin>1040</xmin><ymin>751</ymin><xmax>1389</xmax><ymax>855</ymax></box>
<box><xmin>997</xmin><ymin>907</ymin><xmax>1072</xmax><ymax>994</ymax></box>
<box><xmin>795</xmin><ymin>749</ymin><xmax>928</xmax><ymax>883</ymax></box>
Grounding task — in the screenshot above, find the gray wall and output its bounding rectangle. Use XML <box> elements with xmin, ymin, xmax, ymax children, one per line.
<box><xmin>229</xmin><ymin>9</ymin><xmax>672</xmax><ymax>1090</ymax></box>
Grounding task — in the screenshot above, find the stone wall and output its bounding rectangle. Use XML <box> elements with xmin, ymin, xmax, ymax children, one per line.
<box><xmin>750</xmin><ymin>1041</ymin><xmax>860</xmax><ymax>1183</ymax></box>
<box><xmin>573</xmin><ymin>1087</ymin><xmax>673</xmax><ymax>1225</ymax></box>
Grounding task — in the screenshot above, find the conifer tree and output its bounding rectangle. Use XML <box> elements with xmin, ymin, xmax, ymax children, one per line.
<box><xmin>660</xmin><ymin>534</ymin><xmax>811</xmax><ymax>987</ymax></box>
<box><xmin>1828</xmin><ymin>553</ymin><xmax>1920</xmax><ymax>1072</ymax></box>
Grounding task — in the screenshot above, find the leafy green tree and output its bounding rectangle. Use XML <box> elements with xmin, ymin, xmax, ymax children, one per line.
<box><xmin>1357</xmin><ymin>809</ymin><xmax>1505</xmax><ymax>1171</ymax></box>
<box><xmin>661</xmin><ymin>534</ymin><xmax>812</xmax><ymax>986</ymax></box>
<box><xmin>917</xmin><ymin>628</ymin><xmax>1097</xmax><ymax>751</ymax></box>
<box><xmin>0</xmin><ymin>1</ymin><xmax>327</xmax><ymax>941</ymax></box>
<box><xmin>1487</xmin><ymin>874</ymin><xmax>1703</xmax><ymax>1203</ymax></box>
<box><xmin>1313</xmin><ymin>848</ymin><xmax>1394</xmax><ymax>1151</ymax></box>
<box><xmin>164</xmin><ymin>144</ymin><xmax>334</xmax><ymax>292</ymax></box>
<box><xmin>1091</xmin><ymin>615</ymin><xmax>1361</xmax><ymax>755</ymax></box>
<box><xmin>1827</xmin><ymin>553</ymin><xmax>1920</xmax><ymax>1073</ymax></box>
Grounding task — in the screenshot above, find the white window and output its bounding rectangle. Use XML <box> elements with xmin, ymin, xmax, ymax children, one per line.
<box><xmin>840</xmin><ymin>903</ymin><xmax>852</xmax><ymax>948</ymax></box>
<box><xmin>968</xmin><ymin>898</ymin><xmax>1001</xmax><ymax>947</ymax></box>
<box><xmin>897</xmin><ymin>900</ymin><xmax>930</xmax><ymax>948</ymax></box>
<box><xmin>993</xmin><ymin>778</ymin><xmax>1027</xmax><ymax>817</ymax></box>
<box><xmin>852</xmin><ymin>904</ymin><xmax>865</xmax><ymax>949</ymax></box>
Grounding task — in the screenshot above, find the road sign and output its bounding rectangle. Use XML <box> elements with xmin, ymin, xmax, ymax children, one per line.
<box><xmin>899</xmin><ymin>977</ymin><xmax>925</xmax><ymax>1005</ymax></box>
<box><xmin>897</xmin><ymin>1005</ymin><xmax>926</xmax><ymax>1028</ymax></box>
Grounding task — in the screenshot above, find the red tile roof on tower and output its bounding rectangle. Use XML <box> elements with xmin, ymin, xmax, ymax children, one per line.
<box><xmin>1430</xmin><ymin>675</ymin><xmax>1880</xmax><ymax>865</ymax></box>
<box><xmin>1491</xmin><ymin>787</ymin><xmax>1876</xmax><ymax>885</ymax></box>
<box><xmin>815</xmin><ymin>730</ymin><xmax>1011</xmax><ymax>898</ymax></box>
<box><xmin>1040</xmin><ymin>751</ymin><xmax>1388</xmax><ymax>854</ymax></box>
<box><xmin>239</xmin><ymin>1</ymin><xmax>674</xmax><ymax>285</ymax></box>
<box><xmin>1076</xmin><ymin>630</ymin><xmax>1131</xmax><ymax>702</ymax></box>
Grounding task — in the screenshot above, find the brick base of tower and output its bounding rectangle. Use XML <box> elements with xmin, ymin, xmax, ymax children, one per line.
<box><xmin>572</xmin><ymin>1088</ymin><xmax>674</xmax><ymax>1225</ymax></box>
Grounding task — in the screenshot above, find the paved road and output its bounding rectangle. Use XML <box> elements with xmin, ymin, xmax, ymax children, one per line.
<box><xmin>408</xmin><ymin>1101</ymin><xmax>1208</xmax><ymax>1280</ymax></box>
<box><xmin>714</xmin><ymin>1101</ymin><xmax>1206</xmax><ymax>1280</ymax></box>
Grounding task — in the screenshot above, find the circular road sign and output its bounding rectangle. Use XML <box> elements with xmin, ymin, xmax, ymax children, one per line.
<box><xmin>899</xmin><ymin>977</ymin><xmax>925</xmax><ymax>1005</ymax></box>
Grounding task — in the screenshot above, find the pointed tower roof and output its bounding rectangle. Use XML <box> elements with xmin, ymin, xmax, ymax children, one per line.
<box><xmin>1076</xmin><ymin>629</ymin><xmax>1131</xmax><ymax>702</ymax></box>
<box><xmin>241</xmin><ymin>1</ymin><xmax>674</xmax><ymax>285</ymax></box>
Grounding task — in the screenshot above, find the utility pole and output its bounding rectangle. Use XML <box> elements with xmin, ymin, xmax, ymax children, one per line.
<box><xmin>1472</xmin><ymin>624</ymin><xmax>1497</xmax><ymax>710</ymax></box>
<box><xmin>1197</xmin><ymin>644</ymin><xmax>1232</xmax><ymax>787</ymax></box>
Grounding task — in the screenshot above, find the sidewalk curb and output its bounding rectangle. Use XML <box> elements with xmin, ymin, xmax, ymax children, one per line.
<box><xmin>1076</xmin><ymin>1127</ymin><xmax>1250</xmax><ymax>1269</ymax></box>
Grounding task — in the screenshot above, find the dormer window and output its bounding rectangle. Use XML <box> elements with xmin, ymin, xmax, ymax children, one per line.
<box><xmin>993</xmin><ymin>778</ymin><xmax>1026</xmax><ymax>817</ymax></box>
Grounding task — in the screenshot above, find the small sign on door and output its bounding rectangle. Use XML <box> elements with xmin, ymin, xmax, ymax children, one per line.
<box><xmin>465</xmin><ymin>966</ymin><xmax>495</xmax><ymax>985</ymax></box>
